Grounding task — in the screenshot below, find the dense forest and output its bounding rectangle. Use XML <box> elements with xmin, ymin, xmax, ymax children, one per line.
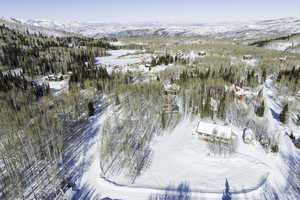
<box><xmin>0</xmin><ymin>25</ymin><xmax>117</xmax><ymax>199</ymax></box>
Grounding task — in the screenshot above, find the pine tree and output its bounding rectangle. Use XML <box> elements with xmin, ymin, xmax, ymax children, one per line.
<box><xmin>88</xmin><ymin>101</ymin><xmax>95</xmax><ymax>117</ymax></box>
<box><xmin>262</xmin><ymin>68</ymin><xmax>267</xmax><ymax>82</ymax></box>
<box><xmin>255</xmin><ymin>100</ymin><xmax>265</xmax><ymax>117</ymax></box>
<box><xmin>279</xmin><ymin>104</ymin><xmax>288</xmax><ymax>123</ymax></box>
<box><xmin>222</xmin><ymin>179</ymin><xmax>232</xmax><ymax>200</ymax></box>
<box><xmin>115</xmin><ymin>94</ymin><xmax>120</xmax><ymax>105</ymax></box>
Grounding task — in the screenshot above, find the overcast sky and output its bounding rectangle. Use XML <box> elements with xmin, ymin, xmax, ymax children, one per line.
<box><xmin>1</xmin><ymin>0</ymin><xmax>300</xmax><ymax>23</ymax></box>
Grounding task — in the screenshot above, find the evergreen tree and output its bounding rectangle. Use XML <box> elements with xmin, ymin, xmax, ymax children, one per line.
<box><xmin>222</xmin><ymin>179</ymin><xmax>232</xmax><ymax>200</ymax></box>
<box><xmin>279</xmin><ymin>104</ymin><xmax>288</xmax><ymax>123</ymax></box>
<box><xmin>115</xmin><ymin>94</ymin><xmax>120</xmax><ymax>105</ymax></box>
<box><xmin>262</xmin><ymin>68</ymin><xmax>267</xmax><ymax>82</ymax></box>
<box><xmin>255</xmin><ymin>100</ymin><xmax>265</xmax><ymax>117</ymax></box>
<box><xmin>88</xmin><ymin>101</ymin><xmax>95</xmax><ymax>117</ymax></box>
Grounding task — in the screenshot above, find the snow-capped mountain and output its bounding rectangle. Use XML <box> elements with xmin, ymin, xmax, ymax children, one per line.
<box><xmin>2</xmin><ymin>17</ymin><xmax>300</xmax><ymax>41</ymax></box>
<box><xmin>19</xmin><ymin>17</ymin><xmax>300</xmax><ymax>40</ymax></box>
<box><xmin>0</xmin><ymin>17</ymin><xmax>79</xmax><ymax>37</ymax></box>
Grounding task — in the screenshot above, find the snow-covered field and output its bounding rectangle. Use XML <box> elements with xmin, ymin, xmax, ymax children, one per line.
<box><xmin>105</xmin><ymin>120</ymin><xmax>271</xmax><ymax>191</ymax></box>
<box><xmin>63</xmin><ymin>77</ymin><xmax>300</xmax><ymax>200</ymax></box>
<box><xmin>48</xmin><ymin>79</ymin><xmax>69</xmax><ymax>94</ymax></box>
<box><xmin>243</xmin><ymin>58</ymin><xmax>258</xmax><ymax>67</ymax></box>
<box><xmin>95</xmin><ymin>50</ymin><xmax>176</xmax><ymax>75</ymax></box>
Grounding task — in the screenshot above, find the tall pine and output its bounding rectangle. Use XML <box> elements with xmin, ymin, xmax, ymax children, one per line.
<box><xmin>279</xmin><ymin>104</ymin><xmax>288</xmax><ymax>123</ymax></box>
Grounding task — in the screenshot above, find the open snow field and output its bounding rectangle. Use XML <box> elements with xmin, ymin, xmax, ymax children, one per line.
<box><xmin>106</xmin><ymin>120</ymin><xmax>272</xmax><ymax>192</ymax></box>
<box><xmin>95</xmin><ymin>50</ymin><xmax>179</xmax><ymax>82</ymax></box>
<box><xmin>95</xmin><ymin>50</ymin><xmax>152</xmax><ymax>73</ymax></box>
<box><xmin>64</xmin><ymin>77</ymin><xmax>300</xmax><ymax>200</ymax></box>
<box><xmin>48</xmin><ymin>79</ymin><xmax>69</xmax><ymax>94</ymax></box>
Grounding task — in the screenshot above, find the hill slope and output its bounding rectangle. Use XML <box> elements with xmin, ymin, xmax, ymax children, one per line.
<box><xmin>18</xmin><ymin>17</ymin><xmax>300</xmax><ymax>40</ymax></box>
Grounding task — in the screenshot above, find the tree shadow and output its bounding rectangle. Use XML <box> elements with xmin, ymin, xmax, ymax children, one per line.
<box><xmin>60</xmin><ymin>103</ymin><xmax>107</xmax><ymax>199</ymax></box>
<box><xmin>270</xmin><ymin>108</ymin><xmax>280</xmax><ymax>121</ymax></box>
<box><xmin>148</xmin><ymin>182</ymin><xmax>192</xmax><ymax>200</ymax></box>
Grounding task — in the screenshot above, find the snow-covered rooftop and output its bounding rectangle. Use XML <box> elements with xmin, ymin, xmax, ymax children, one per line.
<box><xmin>195</xmin><ymin>121</ymin><xmax>234</xmax><ymax>140</ymax></box>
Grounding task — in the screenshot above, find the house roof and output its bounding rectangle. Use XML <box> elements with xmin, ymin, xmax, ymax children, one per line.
<box><xmin>195</xmin><ymin>121</ymin><xmax>233</xmax><ymax>140</ymax></box>
<box><xmin>164</xmin><ymin>83</ymin><xmax>180</xmax><ymax>91</ymax></box>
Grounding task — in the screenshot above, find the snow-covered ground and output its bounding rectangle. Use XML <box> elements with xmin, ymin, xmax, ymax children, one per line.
<box><xmin>243</xmin><ymin>58</ymin><xmax>258</xmax><ymax>67</ymax></box>
<box><xmin>105</xmin><ymin>120</ymin><xmax>272</xmax><ymax>191</ymax></box>
<box><xmin>95</xmin><ymin>50</ymin><xmax>151</xmax><ymax>70</ymax></box>
<box><xmin>63</xmin><ymin>77</ymin><xmax>300</xmax><ymax>200</ymax></box>
<box><xmin>95</xmin><ymin>50</ymin><xmax>176</xmax><ymax>75</ymax></box>
<box><xmin>48</xmin><ymin>79</ymin><xmax>69</xmax><ymax>95</ymax></box>
<box><xmin>3</xmin><ymin>68</ymin><xmax>23</xmax><ymax>76</ymax></box>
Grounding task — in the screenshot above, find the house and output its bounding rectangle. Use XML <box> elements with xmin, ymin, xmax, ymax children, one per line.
<box><xmin>279</xmin><ymin>56</ymin><xmax>287</xmax><ymax>62</ymax></box>
<box><xmin>194</xmin><ymin>121</ymin><xmax>237</xmax><ymax>143</ymax></box>
<box><xmin>164</xmin><ymin>83</ymin><xmax>180</xmax><ymax>96</ymax></box>
<box><xmin>163</xmin><ymin>83</ymin><xmax>180</xmax><ymax>113</ymax></box>
<box><xmin>176</xmin><ymin>50</ymin><xmax>185</xmax><ymax>58</ymax></box>
<box><xmin>243</xmin><ymin>55</ymin><xmax>253</xmax><ymax>60</ymax></box>
<box><xmin>231</xmin><ymin>84</ymin><xmax>256</xmax><ymax>100</ymax></box>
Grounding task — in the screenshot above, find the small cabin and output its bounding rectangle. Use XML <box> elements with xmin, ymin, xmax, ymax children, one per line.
<box><xmin>194</xmin><ymin>121</ymin><xmax>236</xmax><ymax>143</ymax></box>
<box><xmin>164</xmin><ymin>83</ymin><xmax>180</xmax><ymax>96</ymax></box>
<box><xmin>243</xmin><ymin>55</ymin><xmax>253</xmax><ymax>60</ymax></box>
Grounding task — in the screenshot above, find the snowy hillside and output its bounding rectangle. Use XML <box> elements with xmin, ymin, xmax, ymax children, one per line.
<box><xmin>18</xmin><ymin>17</ymin><xmax>300</xmax><ymax>40</ymax></box>
<box><xmin>0</xmin><ymin>17</ymin><xmax>79</xmax><ymax>37</ymax></box>
<box><xmin>250</xmin><ymin>33</ymin><xmax>300</xmax><ymax>52</ymax></box>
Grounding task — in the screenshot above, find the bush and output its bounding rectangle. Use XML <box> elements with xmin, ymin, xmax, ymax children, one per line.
<box><xmin>295</xmin><ymin>137</ymin><xmax>300</xmax><ymax>149</ymax></box>
<box><xmin>271</xmin><ymin>144</ymin><xmax>279</xmax><ymax>153</ymax></box>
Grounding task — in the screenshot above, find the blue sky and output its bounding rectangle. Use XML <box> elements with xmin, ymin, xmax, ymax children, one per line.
<box><xmin>1</xmin><ymin>0</ymin><xmax>300</xmax><ymax>23</ymax></box>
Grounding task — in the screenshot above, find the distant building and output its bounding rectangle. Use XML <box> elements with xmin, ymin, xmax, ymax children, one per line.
<box><xmin>163</xmin><ymin>83</ymin><xmax>180</xmax><ymax>113</ymax></box>
<box><xmin>194</xmin><ymin>121</ymin><xmax>237</xmax><ymax>143</ymax></box>
<box><xmin>176</xmin><ymin>50</ymin><xmax>185</xmax><ymax>57</ymax></box>
<box><xmin>279</xmin><ymin>56</ymin><xmax>287</xmax><ymax>62</ymax></box>
<box><xmin>198</xmin><ymin>51</ymin><xmax>207</xmax><ymax>56</ymax></box>
<box><xmin>231</xmin><ymin>84</ymin><xmax>257</xmax><ymax>100</ymax></box>
<box><xmin>164</xmin><ymin>83</ymin><xmax>180</xmax><ymax>96</ymax></box>
<box><xmin>243</xmin><ymin>55</ymin><xmax>253</xmax><ymax>60</ymax></box>
<box><xmin>46</xmin><ymin>74</ymin><xmax>64</xmax><ymax>81</ymax></box>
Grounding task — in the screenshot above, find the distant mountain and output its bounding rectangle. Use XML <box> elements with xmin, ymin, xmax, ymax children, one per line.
<box><xmin>3</xmin><ymin>17</ymin><xmax>300</xmax><ymax>41</ymax></box>
<box><xmin>0</xmin><ymin>17</ymin><xmax>79</xmax><ymax>37</ymax></box>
